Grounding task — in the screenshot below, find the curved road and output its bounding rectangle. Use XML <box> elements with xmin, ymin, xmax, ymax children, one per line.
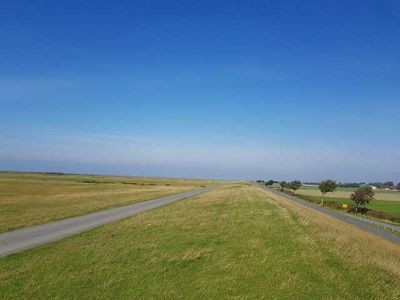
<box><xmin>0</xmin><ymin>184</ymin><xmax>225</xmax><ymax>257</ymax></box>
<box><xmin>258</xmin><ymin>185</ymin><xmax>400</xmax><ymax>244</ymax></box>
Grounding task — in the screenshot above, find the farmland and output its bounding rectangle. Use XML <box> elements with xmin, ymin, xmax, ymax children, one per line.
<box><xmin>0</xmin><ymin>172</ymin><xmax>215</xmax><ymax>232</ymax></box>
<box><xmin>299</xmin><ymin>185</ymin><xmax>400</xmax><ymax>201</ymax></box>
<box><xmin>0</xmin><ymin>184</ymin><xmax>399</xmax><ymax>299</ymax></box>
<box><xmin>295</xmin><ymin>185</ymin><xmax>400</xmax><ymax>217</ymax></box>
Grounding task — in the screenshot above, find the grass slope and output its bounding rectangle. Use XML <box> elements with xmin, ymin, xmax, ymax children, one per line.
<box><xmin>0</xmin><ymin>172</ymin><xmax>214</xmax><ymax>232</ymax></box>
<box><xmin>1</xmin><ymin>184</ymin><xmax>399</xmax><ymax>299</ymax></box>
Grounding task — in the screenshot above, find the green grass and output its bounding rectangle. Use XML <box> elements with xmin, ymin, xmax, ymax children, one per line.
<box><xmin>0</xmin><ymin>172</ymin><xmax>215</xmax><ymax>232</ymax></box>
<box><xmin>272</xmin><ymin>184</ymin><xmax>400</xmax><ymax>221</ymax></box>
<box><xmin>297</xmin><ymin>185</ymin><xmax>400</xmax><ymax>202</ymax></box>
<box><xmin>286</xmin><ymin>185</ymin><xmax>400</xmax><ymax>217</ymax></box>
<box><xmin>1</xmin><ymin>184</ymin><xmax>399</xmax><ymax>299</ymax></box>
<box><xmin>330</xmin><ymin>197</ymin><xmax>400</xmax><ymax>217</ymax></box>
<box><xmin>300</xmin><ymin>195</ymin><xmax>400</xmax><ymax>217</ymax></box>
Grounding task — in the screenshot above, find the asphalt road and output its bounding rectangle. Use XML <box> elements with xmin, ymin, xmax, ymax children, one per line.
<box><xmin>258</xmin><ymin>185</ymin><xmax>400</xmax><ymax>245</ymax></box>
<box><xmin>0</xmin><ymin>184</ymin><xmax>224</xmax><ymax>257</ymax></box>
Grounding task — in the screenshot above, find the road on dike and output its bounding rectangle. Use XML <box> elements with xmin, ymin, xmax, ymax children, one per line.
<box><xmin>0</xmin><ymin>184</ymin><xmax>225</xmax><ymax>257</ymax></box>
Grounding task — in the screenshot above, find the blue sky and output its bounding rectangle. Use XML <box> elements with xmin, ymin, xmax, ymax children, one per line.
<box><xmin>1</xmin><ymin>0</ymin><xmax>399</xmax><ymax>181</ymax></box>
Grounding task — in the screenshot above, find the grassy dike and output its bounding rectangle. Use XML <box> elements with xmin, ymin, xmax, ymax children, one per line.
<box><xmin>1</xmin><ymin>184</ymin><xmax>399</xmax><ymax>299</ymax></box>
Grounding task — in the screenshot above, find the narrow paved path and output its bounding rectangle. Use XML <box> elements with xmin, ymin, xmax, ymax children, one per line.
<box><xmin>0</xmin><ymin>184</ymin><xmax>224</xmax><ymax>257</ymax></box>
<box><xmin>258</xmin><ymin>185</ymin><xmax>400</xmax><ymax>244</ymax></box>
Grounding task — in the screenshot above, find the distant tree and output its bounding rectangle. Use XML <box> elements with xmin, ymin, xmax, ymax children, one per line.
<box><xmin>337</xmin><ymin>182</ymin><xmax>362</xmax><ymax>188</ymax></box>
<box><xmin>265</xmin><ymin>180</ymin><xmax>274</xmax><ymax>186</ymax></box>
<box><xmin>383</xmin><ymin>181</ymin><xmax>394</xmax><ymax>187</ymax></box>
<box><xmin>289</xmin><ymin>180</ymin><xmax>302</xmax><ymax>196</ymax></box>
<box><xmin>279</xmin><ymin>181</ymin><xmax>287</xmax><ymax>191</ymax></box>
<box><xmin>350</xmin><ymin>187</ymin><xmax>375</xmax><ymax>212</ymax></box>
<box><xmin>397</xmin><ymin>183</ymin><xmax>400</xmax><ymax>190</ymax></box>
<box><xmin>319</xmin><ymin>180</ymin><xmax>337</xmax><ymax>206</ymax></box>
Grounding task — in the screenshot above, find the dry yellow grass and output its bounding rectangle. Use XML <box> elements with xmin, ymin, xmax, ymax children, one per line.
<box><xmin>0</xmin><ymin>172</ymin><xmax>216</xmax><ymax>232</ymax></box>
<box><xmin>258</xmin><ymin>187</ymin><xmax>400</xmax><ymax>276</ymax></box>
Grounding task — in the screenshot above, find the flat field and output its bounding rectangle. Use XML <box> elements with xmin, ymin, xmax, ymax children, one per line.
<box><xmin>0</xmin><ymin>172</ymin><xmax>214</xmax><ymax>232</ymax></box>
<box><xmin>294</xmin><ymin>185</ymin><xmax>400</xmax><ymax>217</ymax></box>
<box><xmin>299</xmin><ymin>185</ymin><xmax>400</xmax><ymax>201</ymax></box>
<box><xmin>1</xmin><ymin>184</ymin><xmax>399</xmax><ymax>299</ymax></box>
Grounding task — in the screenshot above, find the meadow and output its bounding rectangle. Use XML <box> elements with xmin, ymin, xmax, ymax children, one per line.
<box><xmin>1</xmin><ymin>184</ymin><xmax>399</xmax><ymax>299</ymax></box>
<box><xmin>296</xmin><ymin>185</ymin><xmax>400</xmax><ymax>217</ymax></box>
<box><xmin>299</xmin><ymin>185</ymin><xmax>400</xmax><ymax>201</ymax></box>
<box><xmin>0</xmin><ymin>172</ymin><xmax>214</xmax><ymax>232</ymax></box>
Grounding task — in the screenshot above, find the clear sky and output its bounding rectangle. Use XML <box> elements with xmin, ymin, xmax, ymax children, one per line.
<box><xmin>1</xmin><ymin>0</ymin><xmax>399</xmax><ymax>182</ymax></box>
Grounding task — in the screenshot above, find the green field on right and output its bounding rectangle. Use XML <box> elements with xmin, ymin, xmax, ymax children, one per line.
<box><xmin>296</xmin><ymin>185</ymin><xmax>400</xmax><ymax>217</ymax></box>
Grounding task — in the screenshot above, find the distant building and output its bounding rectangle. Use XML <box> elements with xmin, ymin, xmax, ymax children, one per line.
<box><xmin>361</xmin><ymin>184</ymin><xmax>377</xmax><ymax>190</ymax></box>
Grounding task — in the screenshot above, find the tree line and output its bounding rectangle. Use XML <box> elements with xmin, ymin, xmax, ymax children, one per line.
<box><xmin>259</xmin><ymin>179</ymin><xmax>376</xmax><ymax>212</ymax></box>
